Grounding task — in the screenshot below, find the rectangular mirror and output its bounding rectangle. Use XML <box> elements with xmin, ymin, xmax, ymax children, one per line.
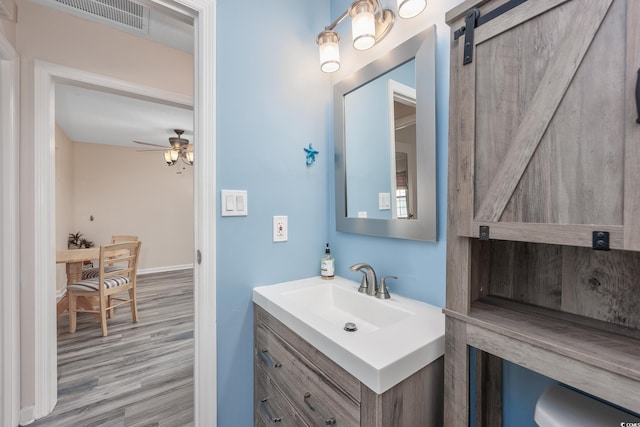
<box><xmin>334</xmin><ymin>25</ymin><xmax>437</xmax><ymax>241</ymax></box>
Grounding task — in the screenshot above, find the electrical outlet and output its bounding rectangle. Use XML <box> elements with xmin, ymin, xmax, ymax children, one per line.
<box><xmin>273</xmin><ymin>216</ymin><xmax>288</xmax><ymax>242</ymax></box>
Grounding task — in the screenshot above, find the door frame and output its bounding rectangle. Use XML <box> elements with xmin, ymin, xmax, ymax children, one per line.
<box><xmin>25</xmin><ymin>0</ymin><xmax>217</xmax><ymax>424</ymax></box>
<box><xmin>0</xmin><ymin>29</ymin><xmax>21</xmax><ymax>427</ymax></box>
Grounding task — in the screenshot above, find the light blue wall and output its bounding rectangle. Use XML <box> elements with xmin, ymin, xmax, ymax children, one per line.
<box><xmin>216</xmin><ymin>1</ymin><xmax>331</xmax><ymax>425</ymax></box>
<box><xmin>344</xmin><ymin>60</ymin><xmax>415</xmax><ymax>219</ymax></box>
<box><xmin>502</xmin><ymin>362</ymin><xmax>558</xmax><ymax>426</ymax></box>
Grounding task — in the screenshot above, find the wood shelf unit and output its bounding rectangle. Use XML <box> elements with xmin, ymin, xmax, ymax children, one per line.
<box><xmin>444</xmin><ymin>0</ymin><xmax>640</xmax><ymax>425</ymax></box>
<box><xmin>445</xmin><ymin>297</ymin><xmax>640</xmax><ymax>414</ymax></box>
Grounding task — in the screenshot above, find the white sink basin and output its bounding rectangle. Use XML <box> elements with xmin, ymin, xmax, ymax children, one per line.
<box><xmin>253</xmin><ymin>276</ymin><xmax>445</xmax><ymax>394</ymax></box>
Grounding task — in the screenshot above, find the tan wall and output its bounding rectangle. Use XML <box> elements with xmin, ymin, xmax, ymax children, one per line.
<box><xmin>55</xmin><ymin>125</ymin><xmax>74</xmax><ymax>291</ymax></box>
<box><xmin>55</xmin><ymin>130</ymin><xmax>193</xmax><ymax>291</ymax></box>
<box><xmin>15</xmin><ymin>0</ymin><xmax>192</xmax><ymax>95</ymax></box>
<box><xmin>71</xmin><ymin>141</ymin><xmax>194</xmax><ymax>272</ymax></box>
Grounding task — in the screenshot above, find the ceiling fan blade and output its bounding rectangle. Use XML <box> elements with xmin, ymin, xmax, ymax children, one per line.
<box><xmin>133</xmin><ymin>140</ymin><xmax>168</xmax><ymax>148</ymax></box>
<box><xmin>136</xmin><ymin>149</ymin><xmax>168</xmax><ymax>152</ymax></box>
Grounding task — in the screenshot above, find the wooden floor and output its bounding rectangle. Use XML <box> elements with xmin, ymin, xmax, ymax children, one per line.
<box><xmin>31</xmin><ymin>270</ymin><xmax>194</xmax><ymax>427</ymax></box>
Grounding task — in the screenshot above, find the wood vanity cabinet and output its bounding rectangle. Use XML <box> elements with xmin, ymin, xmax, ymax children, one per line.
<box><xmin>254</xmin><ymin>305</ymin><xmax>443</xmax><ymax>426</ymax></box>
<box><xmin>445</xmin><ymin>0</ymin><xmax>640</xmax><ymax>426</ymax></box>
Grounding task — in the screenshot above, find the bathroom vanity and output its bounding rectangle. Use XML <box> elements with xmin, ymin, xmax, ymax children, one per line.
<box><xmin>445</xmin><ymin>0</ymin><xmax>640</xmax><ymax>425</ymax></box>
<box><xmin>253</xmin><ymin>277</ymin><xmax>445</xmax><ymax>426</ymax></box>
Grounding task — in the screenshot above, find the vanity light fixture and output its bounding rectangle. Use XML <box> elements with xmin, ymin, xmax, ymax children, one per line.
<box><xmin>317</xmin><ymin>0</ymin><xmax>426</xmax><ymax>73</ymax></box>
<box><xmin>317</xmin><ymin>30</ymin><xmax>341</xmax><ymax>73</ymax></box>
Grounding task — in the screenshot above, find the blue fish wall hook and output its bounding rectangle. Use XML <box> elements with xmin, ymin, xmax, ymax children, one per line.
<box><xmin>304</xmin><ymin>143</ymin><xmax>319</xmax><ymax>166</ymax></box>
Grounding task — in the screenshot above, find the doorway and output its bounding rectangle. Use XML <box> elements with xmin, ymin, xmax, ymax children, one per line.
<box><xmin>22</xmin><ymin>0</ymin><xmax>217</xmax><ymax>424</ymax></box>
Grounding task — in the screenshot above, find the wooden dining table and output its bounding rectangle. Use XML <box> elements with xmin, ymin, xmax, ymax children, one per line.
<box><xmin>56</xmin><ymin>247</ymin><xmax>128</xmax><ymax>316</ymax></box>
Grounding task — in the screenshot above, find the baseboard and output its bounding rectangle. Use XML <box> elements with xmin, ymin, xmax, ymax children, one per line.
<box><xmin>19</xmin><ymin>406</ymin><xmax>35</xmax><ymax>426</ymax></box>
<box><xmin>137</xmin><ymin>264</ymin><xmax>193</xmax><ymax>275</ymax></box>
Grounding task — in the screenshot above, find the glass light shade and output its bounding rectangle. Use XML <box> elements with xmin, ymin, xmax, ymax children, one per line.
<box><xmin>186</xmin><ymin>151</ymin><xmax>194</xmax><ymax>164</ymax></box>
<box><xmin>317</xmin><ymin>30</ymin><xmax>340</xmax><ymax>73</ymax></box>
<box><xmin>170</xmin><ymin>150</ymin><xmax>179</xmax><ymax>162</ymax></box>
<box><xmin>351</xmin><ymin>10</ymin><xmax>375</xmax><ymax>50</ymax></box>
<box><xmin>164</xmin><ymin>151</ymin><xmax>175</xmax><ymax>165</ymax></box>
<box><xmin>397</xmin><ymin>0</ymin><xmax>426</xmax><ymax>18</ymax></box>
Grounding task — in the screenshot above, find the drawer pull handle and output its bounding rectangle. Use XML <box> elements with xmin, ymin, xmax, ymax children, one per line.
<box><xmin>260</xmin><ymin>399</ymin><xmax>282</xmax><ymax>423</ymax></box>
<box><xmin>260</xmin><ymin>349</ymin><xmax>281</xmax><ymax>368</ymax></box>
<box><xmin>303</xmin><ymin>392</ymin><xmax>337</xmax><ymax>425</ymax></box>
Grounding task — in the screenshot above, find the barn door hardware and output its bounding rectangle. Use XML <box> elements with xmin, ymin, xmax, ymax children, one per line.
<box><xmin>479</xmin><ymin>225</ymin><xmax>490</xmax><ymax>241</ymax></box>
<box><xmin>592</xmin><ymin>231</ymin><xmax>610</xmax><ymax>251</ymax></box>
<box><xmin>453</xmin><ymin>0</ymin><xmax>528</xmax><ymax>65</ymax></box>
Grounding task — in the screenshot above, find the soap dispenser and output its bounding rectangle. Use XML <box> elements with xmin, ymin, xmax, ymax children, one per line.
<box><xmin>320</xmin><ymin>243</ymin><xmax>335</xmax><ymax>280</ymax></box>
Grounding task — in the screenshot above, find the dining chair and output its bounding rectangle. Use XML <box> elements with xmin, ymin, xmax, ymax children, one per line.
<box><xmin>67</xmin><ymin>240</ymin><xmax>142</xmax><ymax>337</ymax></box>
<box><xmin>81</xmin><ymin>235</ymin><xmax>139</xmax><ymax>279</ymax></box>
<box><xmin>110</xmin><ymin>235</ymin><xmax>139</xmax><ymax>243</ymax></box>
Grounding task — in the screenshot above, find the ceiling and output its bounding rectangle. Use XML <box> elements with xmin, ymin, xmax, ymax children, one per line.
<box><xmin>33</xmin><ymin>0</ymin><xmax>195</xmax><ymax>150</ymax></box>
<box><xmin>55</xmin><ymin>84</ymin><xmax>194</xmax><ymax>150</ymax></box>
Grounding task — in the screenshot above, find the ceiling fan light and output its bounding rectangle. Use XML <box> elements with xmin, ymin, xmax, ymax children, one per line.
<box><xmin>170</xmin><ymin>150</ymin><xmax>179</xmax><ymax>162</ymax></box>
<box><xmin>186</xmin><ymin>151</ymin><xmax>194</xmax><ymax>165</ymax></box>
<box><xmin>163</xmin><ymin>151</ymin><xmax>174</xmax><ymax>165</ymax></box>
<box><xmin>397</xmin><ymin>0</ymin><xmax>426</xmax><ymax>18</ymax></box>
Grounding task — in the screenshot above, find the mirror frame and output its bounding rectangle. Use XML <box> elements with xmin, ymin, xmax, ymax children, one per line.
<box><xmin>334</xmin><ymin>25</ymin><xmax>437</xmax><ymax>241</ymax></box>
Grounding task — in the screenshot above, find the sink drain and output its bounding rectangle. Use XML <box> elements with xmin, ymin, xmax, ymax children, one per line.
<box><xmin>344</xmin><ymin>322</ymin><xmax>357</xmax><ymax>332</ymax></box>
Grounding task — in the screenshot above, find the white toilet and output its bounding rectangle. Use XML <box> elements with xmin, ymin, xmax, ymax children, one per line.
<box><xmin>535</xmin><ymin>385</ymin><xmax>640</xmax><ymax>426</ymax></box>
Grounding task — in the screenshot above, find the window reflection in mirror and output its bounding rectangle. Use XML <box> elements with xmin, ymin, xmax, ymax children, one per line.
<box><xmin>344</xmin><ymin>60</ymin><xmax>415</xmax><ymax>220</ymax></box>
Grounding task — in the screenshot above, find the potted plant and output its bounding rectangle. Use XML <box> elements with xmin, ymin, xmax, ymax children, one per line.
<box><xmin>68</xmin><ymin>232</ymin><xmax>95</xmax><ymax>250</ymax></box>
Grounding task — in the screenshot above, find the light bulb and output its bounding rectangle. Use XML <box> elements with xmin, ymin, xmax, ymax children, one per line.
<box><xmin>317</xmin><ymin>30</ymin><xmax>340</xmax><ymax>73</ymax></box>
<box><xmin>350</xmin><ymin>0</ymin><xmax>376</xmax><ymax>50</ymax></box>
<box><xmin>164</xmin><ymin>151</ymin><xmax>175</xmax><ymax>165</ymax></box>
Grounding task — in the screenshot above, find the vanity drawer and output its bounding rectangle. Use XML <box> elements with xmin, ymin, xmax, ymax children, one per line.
<box><xmin>255</xmin><ymin>320</ymin><xmax>360</xmax><ymax>426</ymax></box>
<box><xmin>254</xmin><ymin>306</ymin><xmax>360</xmax><ymax>400</ymax></box>
<box><xmin>255</xmin><ymin>364</ymin><xmax>309</xmax><ymax>427</ymax></box>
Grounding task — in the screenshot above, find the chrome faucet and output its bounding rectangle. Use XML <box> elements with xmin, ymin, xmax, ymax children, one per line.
<box><xmin>349</xmin><ymin>263</ymin><xmax>378</xmax><ymax>296</ymax></box>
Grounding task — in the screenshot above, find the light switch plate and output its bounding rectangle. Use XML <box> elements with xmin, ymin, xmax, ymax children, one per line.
<box><xmin>379</xmin><ymin>192</ymin><xmax>391</xmax><ymax>210</ymax></box>
<box><xmin>221</xmin><ymin>190</ymin><xmax>248</xmax><ymax>216</ymax></box>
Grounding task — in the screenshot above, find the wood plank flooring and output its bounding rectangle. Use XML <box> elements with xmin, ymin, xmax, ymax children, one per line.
<box><xmin>31</xmin><ymin>270</ymin><xmax>194</xmax><ymax>427</ymax></box>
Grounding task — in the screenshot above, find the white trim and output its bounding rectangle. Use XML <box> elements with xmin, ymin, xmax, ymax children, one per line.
<box><xmin>188</xmin><ymin>1</ymin><xmax>217</xmax><ymax>424</ymax></box>
<box><xmin>151</xmin><ymin>0</ymin><xmax>217</xmax><ymax>423</ymax></box>
<box><xmin>137</xmin><ymin>264</ymin><xmax>194</xmax><ymax>275</ymax></box>
<box><xmin>19</xmin><ymin>407</ymin><xmax>35</xmax><ymax>426</ymax></box>
<box><xmin>387</xmin><ymin>79</ymin><xmax>416</xmax><ymax>220</ymax></box>
<box><xmin>0</xmin><ymin>31</ymin><xmax>20</xmax><ymax>427</ymax></box>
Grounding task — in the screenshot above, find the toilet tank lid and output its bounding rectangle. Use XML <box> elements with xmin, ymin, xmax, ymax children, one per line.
<box><xmin>534</xmin><ymin>385</ymin><xmax>640</xmax><ymax>427</ymax></box>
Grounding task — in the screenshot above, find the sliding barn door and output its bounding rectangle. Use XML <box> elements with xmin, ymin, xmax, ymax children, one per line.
<box><xmin>450</xmin><ymin>0</ymin><xmax>640</xmax><ymax>250</ymax></box>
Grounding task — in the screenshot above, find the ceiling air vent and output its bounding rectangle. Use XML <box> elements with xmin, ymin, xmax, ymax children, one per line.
<box><xmin>46</xmin><ymin>0</ymin><xmax>149</xmax><ymax>32</ymax></box>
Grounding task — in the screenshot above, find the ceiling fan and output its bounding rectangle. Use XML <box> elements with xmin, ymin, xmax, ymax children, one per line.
<box><xmin>134</xmin><ymin>129</ymin><xmax>194</xmax><ymax>166</ymax></box>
